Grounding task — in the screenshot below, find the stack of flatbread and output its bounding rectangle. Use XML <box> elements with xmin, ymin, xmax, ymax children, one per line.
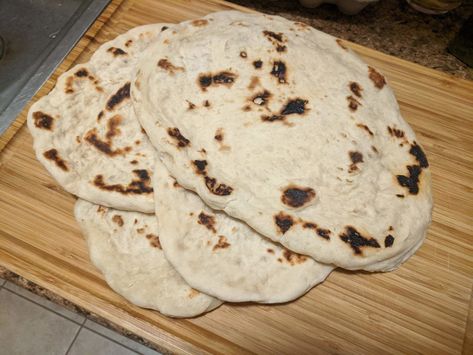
<box><xmin>27</xmin><ymin>11</ymin><xmax>432</xmax><ymax>318</ymax></box>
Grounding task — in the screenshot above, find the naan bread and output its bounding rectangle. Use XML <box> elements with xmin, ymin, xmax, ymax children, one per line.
<box><xmin>153</xmin><ymin>158</ymin><xmax>333</xmax><ymax>303</ymax></box>
<box><xmin>133</xmin><ymin>12</ymin><xmax>432</xmax><ymax>271</ymax></box>
<box><xmin>74</xmin><ymin>199</ymin><xmax>222</xmax><ymax>317</ymax></box>
<box><xmin>27</xmin><ymin>24</ymin><xmax>171</xmax><ymax>212</ymax></box>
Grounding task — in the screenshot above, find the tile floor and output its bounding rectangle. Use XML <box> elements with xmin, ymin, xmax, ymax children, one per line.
<box><xmin>0</xmin><ymin>276</ymin><xmax>161</xmax><ymax>355</ymax></box>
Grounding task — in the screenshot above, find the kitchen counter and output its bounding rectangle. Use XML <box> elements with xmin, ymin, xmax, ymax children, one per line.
<box><xmin>229</xmin><ymin>0</ymin><xmax>473</xmax><ymax>80</ymax></box>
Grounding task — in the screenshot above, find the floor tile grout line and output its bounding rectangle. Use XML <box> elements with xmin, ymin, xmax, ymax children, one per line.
<box><xmin>3</xmin><ymin>287</ymin><xmax>85</xmax><ymax>325</ymax></box>
<box><xmin>65</xmin><ymin>324</ymin><xmax>83</xmax><ymax>355</ymax></box>
<box><xmin>83</xmin><ymin>322</ymin><xmax>142</xmax><ymax>354</ymax></box>
<box><xmin>2</xmin><ymin>284</ymin><xmax>147</xmax><ymax>354</ymax></box>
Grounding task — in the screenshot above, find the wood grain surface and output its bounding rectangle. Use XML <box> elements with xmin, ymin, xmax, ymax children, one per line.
<box><xmin>0</xmin><ymin>0</ymin><xmax>472</xmax><ymax>353</ymax></box>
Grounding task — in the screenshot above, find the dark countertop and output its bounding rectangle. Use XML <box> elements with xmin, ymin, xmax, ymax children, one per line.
<box><xmin>229</xmin><ymin>0</ymin><xmax>473</xmax><ymax>80</ymax></box>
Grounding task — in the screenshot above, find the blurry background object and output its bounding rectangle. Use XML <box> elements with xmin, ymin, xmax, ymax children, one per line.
<box><xmin>448</xmin><ymin>15</ymin><xmax>473</xmax><ymax>67</ymax></box>
<box><xmin>229</xmin><ymin>0</ymin><xmax>473</xmax><ymax>79</ymax></box>
<box><xmin>407</xmin><ymin>0</ymin><xmax>462</xmax><ymax>14</ymax></box>
<box><xmin>299</xmin><ymin>0</ymin><xmax>379</xmax><ymax>15</ymax></box>
<box><xmin>0</xmin><ymin>0</ymin><xmax>110</xmax><ymax>136</ymax></box>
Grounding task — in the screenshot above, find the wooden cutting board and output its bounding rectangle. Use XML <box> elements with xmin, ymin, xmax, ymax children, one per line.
<box><xmin>1</xmin><ymin>0</ymin><xmax>472</xmax><ymax>353</ymax></box>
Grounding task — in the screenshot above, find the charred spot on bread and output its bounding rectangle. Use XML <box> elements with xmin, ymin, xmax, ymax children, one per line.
<box><xmin>281</xmin><ymin>186</ymin><xmax>316</xmax><ymax>208</ymax></box>
<box><xmin>43</xmin><ymin>149</ymin><xmax>68</xmax><ymax>171</ymax></box>
<box><xmin>106</xmin><ymin>82</ymin><xmax>130</xmax><ymax>111</ymax></box>
<box><xmin>198</xmin><ymin>212</ymin><xmax>216</xmax><ymax>233</ymax></box>
<box><xmin>270</xmin><ymin>61</ymin><xmax>287</xmax><ymax>84</ymax></box>
<box><xmin>340</xmin><ymin>226</ymin><xmax>380</xmax><ymax>255</ymax></box>
<box><xmin>368</xmin><ymin>66</ymin><xmax>386</xmax><ymax>89</ymax></box>
<box><xmin>167</xmin><ymin>127</ymin><xmax>190</xmax><ymax>148</ymax></box>
<box><xmin>274</xmin><ymin>212</ymin><xmax>294</xmax><ymax>234</ymax></box>
<box><xmin>32</xmin><ymin>111</ymin><xmax>54</xmax><ymax>130</ymax></box>
<box><xmin>93</xmin><ymin>169</ymin><xmax>153</xmax><ymax>195</ymax></box>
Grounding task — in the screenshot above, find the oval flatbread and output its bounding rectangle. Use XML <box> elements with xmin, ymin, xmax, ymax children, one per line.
<box><xmin>153</xmin><ymin>158</ymin><xmax>333</xmax><ymax>303</ymax></box>
<box><xmin>28</xmin><ymin>24</ymin><xmax>171</xmax><ymax>212</ymax></box>
<box><xmin>133</xmin><ymin>12</ymin><xmax>432</xmax><ymax>271</ymax></box>
<box><xmin>74</xmin><ymin>199</ymin><xmax>222</xmax><ymax>317</ymax></box>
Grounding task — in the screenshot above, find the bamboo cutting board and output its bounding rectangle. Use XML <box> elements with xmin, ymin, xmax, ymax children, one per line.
<box><xmin>1</xmin><ymin>0</ymin><xmax>472</xmax><ymax>353</ymax></box>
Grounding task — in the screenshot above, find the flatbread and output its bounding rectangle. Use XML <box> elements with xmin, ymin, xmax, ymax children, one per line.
<box><xmin>74</xmin><ymin>199</ymin><xmax>222</xmax><ymax>317</ymax></box>
<box><xmin>133</xmin><ymin>11</ymin><xmax>432</xmax><ymax>271</ymax></box>
<box><xmin>27</xmin><ymin>24</ymin><xmax>171</xmax><ymax>212</ymax></box>
<box><xmin>153</xmin><ymin>158</ymin><xmax>333</xmax><ymax>303</ymax></box>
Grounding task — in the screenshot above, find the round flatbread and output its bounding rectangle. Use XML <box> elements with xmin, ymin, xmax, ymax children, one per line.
<box><xmin>133</xmin><ymin>11</ymin><xmax>432</xmax><ymax>271</ymax></box>
<box><xmin>153</xmin><ymin>158</ymin><xmax>333</xmax><ymax>303</ymax></box>
<box><xmin>27</xmin><ymin>24</ymin><xmax>171</xmax><ymax>212</ymax></box>
<box><xmin>74</xmin><ymin>199</ymin><xmax>222</xmax><ymax>317</ymax></box>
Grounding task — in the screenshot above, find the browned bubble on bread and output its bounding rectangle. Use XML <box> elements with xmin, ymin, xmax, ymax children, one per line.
<box><xmin>167</xmin><ymin>127</ymin><xmax>190</xmax><ymax>148</ymax></box>
<box><xmin>187</xmin><ymin>101</ymin><xmax>196</xmax><ymax>110</ymax></box>
<box><xmin>198</xmin><ymin>71</ymin><xmax>237</xmax><ymax>91</ymax></box>
<box><xmin>340</xmin><ymin>226</ymin><xmax>380</xmax><ymax>255</ymax></box>
<box><xmin>251</xmin><ymin>90</ymin><xmax>271</xmax><ymax>106</ymax></box>
<box><xmin>192</xmin><ymin>160</ymin><xmax>233</xmax><ymax>196</ymax></box>
<box><xmin>205</xmin><ymin>177</ymin><xmax>233</xmax><ymax>196</ymax></box>
<box><xmin>387</xmin><ymin>126</ymin><xmax>405</xmax><ymax>139</ymax></box>
<box><xmin>146</xmin><ymin>234</ymin><xmax>162</xmax><ymax>249</ymax></box>
<box><xmin>316</xmin><ymin>228</ymin><xmax>331</xmax><ymax>240</ymax></box>
<box><xmin>274</xmin><ymin>212</ymin><xmax>294</xmax><ymax>234</ymax></box>
<box><xmin>106</xmin><ymin>82</ymin><xmax>130</xmax><ymax>111</ymax></box>
<box><xmin>348</xmin><ymin>151</ymin><xmax>364</xmax><ymax>172</ymax></box>
<box><xmin>214</xmin><ymin>128</ymin><xmax>224</xmax><ymax>142</ymax></box>
<box><xmin>253</xmin><ymin>60</ymin><xmax>263</xmax><ymax>69</ymax></box>
<box><xmin>384</xmin><ymin>235</ymin><xmax>395</xmax><ymax>247</ymax></box>
<box><xmin>410</xmin><ymin>142</ymin><xmax>429</xmax><ymax>168</ymax></box>
<box><xmin>282</xmin><ymin>249</ymin><xmax>307</xmax><ymax>265</ymax></box>
<box><xmin>43</xmin><ymin>149</ymin><xmax>68</xmax><ymax>171</ymax></box>
<box><xmin>85</xmin><ymin>115</ymin><xmax>131</xmax><ymax>156</ymax></box>
<box><xmin>357</xmin><ymin>123</ymin><xmax>373</xmax><ymax>136</ymax></box>
<box><xmin>263</xmin><ymin>30</ymin><xmax>287</xmax><ymax>52</ymax></box>
<box><xmin>193</xmin><ymin>160</ymin><xmax>208</xmax><ymax>174</ymax></box>
<box><xmin>261</xmin><ymin>97</ymin><xmax>308</xmax><ymax>123</ymax></box>
<box><xmin>112</xmin><ymin>215</ymin><xmax>124</xmax><ymax>226</ymax></box>
<box><xmin>157</xmin><ymin>59</ymin><xmax>184</xmax><ymax>74</ymax></box>
<box><xmin>302</xmin><ymin>222</ymin><xmax>331</xmax><ymax>240</ymax></box>
<box><xmin>75</xmin><ymin>68</ymin><xmax>89</xmax><ymax>77</ymax></box>
<box><xmin>280</xmin><ymin>99</ymin><xmax>308</xmax><ymax>115</ymax></box>
<box><xmin>281</xmin><ymin>186</ymin><xmax>315</xmax><ymax>208</ymax></box>
<box><xmin>107</xmin><ymin>47</ymin><xmax>127</xmax><ymax>56</ymax></box>
<box><xmin>198</xmin><ymin>212</ymin><xmax>216</xmax><ymax>233</ymax></box>
<box><xmin>397</xmin><ymin>165</ymin><xmax>422</xmax><ymax>195</ymax></box>
<box><xmin>213</xmin><ymin>235</ymin><xmax>230</xmax><ymax>251</ymax></box>
<box><xmin>347</xmin><ymin>95</ymin><xmax>362</xmax><ymax>112</ymax></box>
<box><xmin>270</xmin><ymin>61</ymin><xmax>287</xmax><ymax>84</ymax></box>
<box><xmin>32</xmin><ymin>111</ymin><xmax>54</xmax><ymax>130</ymax></box>
<box><xmin>93</xmin><ymin>169</ymin><xmax>153</xmax><ymax>195</ymax></box>
<box><xmin>349</xmin><ymin>82</ymin><xmax>363</xmax><ymax>98</ymax></box>
<box><xmin>368</xmin><ymin>66</ymin><xmax>386</xmax><ymax>89</ymax></box>
<box><xmin>396</xmin><ymin>142</ymin><xmax>429</xmax><ymax>194</ymax></box>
